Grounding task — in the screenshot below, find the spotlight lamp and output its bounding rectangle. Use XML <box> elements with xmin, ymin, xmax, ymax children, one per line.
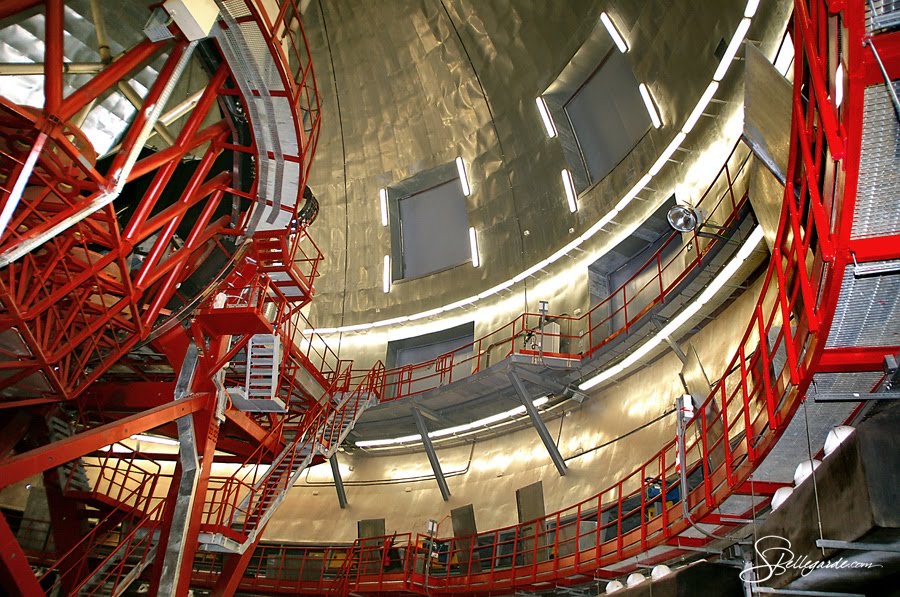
<box><xmin>667</xmin><ymin>205</ymin><xmax>700</xmax><ymax>233</ymax></box>
<box><xmin>667</xmin><ymin>204</ymin><xmax>732</xmax><ymax>241</ymax></box>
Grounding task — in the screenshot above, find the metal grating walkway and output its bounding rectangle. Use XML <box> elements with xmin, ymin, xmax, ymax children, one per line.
<box><xmin>852</xmin><ymin>81</ymin><xmax>900</xmax><ymax>239</ymax></box>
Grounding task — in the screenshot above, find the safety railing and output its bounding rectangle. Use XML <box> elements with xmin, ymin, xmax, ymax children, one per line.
<box><xmin>278</xmin><ymin>305</ymin><xmax>344</xmax><ymax>392</ymax></box>
<box><xmin>373</xmin><ymin>141</ymin><xmax>754</xmax><ymax>403</ymax></box>
<box><xmin>252</xmin><ymin>0</ymin><xmax>323</xmax><ymax>186</ymax></box>
<box><xmin>67</xmin><ymin>498</ymin><xmax>167</xmax><ymax>596</ymax></box>
<box><xmin>40</xmin><ymin>450</ymin><xmax>165</xmax><ymax>594</ymax></box>
<box><xmin>221</xmin><ymin>0</ymin><xmax>862</xmax><ymax>592</ymax></box>
<box><xmin>202</xmin><ymin>360</ymin><xmax>383</xmax><ymax>538</ymax></box>
<box><xmin>62</xmin><ymin>442</ymin><xmax>163</xmax><ymax>510</ymax></box>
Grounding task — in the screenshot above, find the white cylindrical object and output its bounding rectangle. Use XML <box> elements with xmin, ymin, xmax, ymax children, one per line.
<box><xmin>626</xmin><ymin>572</ymin><xmax>646</xmax><ymax>587</ymax></box>
<box><xmin>823</xmin><ymin>425</ymin><xmax>855</xmax><ymax>457</ymax></box>
<box><xmin>793</xmin><ymin>459</ymin><xmax>821</xmax><ymax>486</ymax></box>
<box><xmin>771</xmin><ymin>486</ymin><xmax>794</xmax><ymax>511</ymax></box>
<box><xmin>651</xmin><ymin>564</ymin><xmax>672</xmax><ymax>580</ymax></box>
<box><xmin>606</xmin><ymin>580</ymin><xmax>625</xmax><ymax>593</ymax></box>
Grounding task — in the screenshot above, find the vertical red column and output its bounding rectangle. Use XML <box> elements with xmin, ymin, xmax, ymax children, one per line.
<box><xmin>43</xmin><ymin>0</ymin><xmax>64</xmax><ymax>114</ymax></box>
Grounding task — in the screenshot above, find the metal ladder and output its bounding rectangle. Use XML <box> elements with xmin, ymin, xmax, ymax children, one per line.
<box><xmin>228</xmin><ymin>333</ymin><xmax>287</xmax><ymax>412</ymax></box>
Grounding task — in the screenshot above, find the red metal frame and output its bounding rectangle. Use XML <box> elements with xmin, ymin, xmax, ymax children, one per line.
<box><xmin>192</xmin><ymin>0</ymin><xmax>896</xmax><ymax>594</ymax></box>
<box><xmin>0</xmin><ymin>0</ymin><xmax>897</xmax><ymax>595</ymax></box>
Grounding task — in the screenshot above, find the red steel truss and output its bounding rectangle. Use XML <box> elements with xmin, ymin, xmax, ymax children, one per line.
<box><xmin>0</xmin><ymin>0</ymin><xmax>898</xmax><ymax>595</ymax></box>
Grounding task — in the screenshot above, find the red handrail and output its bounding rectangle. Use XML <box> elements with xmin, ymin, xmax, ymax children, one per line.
<box><xmin>368</xmin><ymin>141</ymin><xmax>753</xmax><ymax>404</ymax></box>
<box><xmin>189</xmin><ymin>0</ymin><xmax>870</xmax><ymax>593</ymax></box>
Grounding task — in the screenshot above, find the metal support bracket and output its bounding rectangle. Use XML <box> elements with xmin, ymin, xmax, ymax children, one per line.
<box><xmin>752</xmin><ymin>588</ymin><xmax>865</xmax><ymax>597</ymax></box>
<box><xmin>412</xmin><ymin>408</ymin><xmax>451</xmax><ymax>501</ymax></box>
<box><xmin>508</xmin><ymin>371</ymin><xmax>567</xmax><ymax>476</ymax></box>
<box><xmin>159</xmin><ymin>343</ymin><xmax>201</xmax><ymax>596</ymax></box>
<box><xmin>330</xmin><ymin>454</ymin><xmax>348</xmax><ymax>509</ymax></box>
<box><xmin>815</xmin><ymin>539</ymin><xmax>900</xmax><ymax>552</ymax></box>
<box><xmin>513</xmin><ymin>366</ymin><xmax>587</xmax><ymax>403</ymax></box>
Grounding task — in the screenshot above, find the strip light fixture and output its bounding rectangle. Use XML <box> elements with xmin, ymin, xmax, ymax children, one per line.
<box><xmin>383</xmin><ymin>255</ymin><xmax>391</xmax><ymax>293</ymax></box>
<box><xmin>456</xmin><ymin>156</ymin><xmax>471</xmax><ymax>196</ymax></box>
<box><xmin>774</xmin><ymin>32</ymin><xmax>794</xmax><ymax>76</ymax></box>
<box><xmin>307</xmin><ymin>0</ymin><xmax>762</xmax><ymax>336</ymax></box>
<box><xmin>536</xmin><ymin>96</ymin><xmax>557</xmax><ymax>137</ymax></box>
<box><xmin>744</xmin><ymin>0</ymin><xmax>760</xmax><ymax>17</ymax></box>
<box><xmin>713</xmin><ymin>18</ymin><xmax>751</xmax><ymax>81</ymax></box>
<box><xmin>639</xmin><ymin>83</ymin><xmax>662</xmax><ymax>128</ymax></box>
<box><xmin>683</xmin><ymin>82</ymin><xmax>718</xmax><ymax>134</ymax></box>
<box><xmin>379</xmin><ymin>188</ymin><xmax>389</xmax><ymax>227</ymax></box>
<box><xmin>131</xmin><ymin>434</ymin><xmax>180</xmax><ymax>446</ymax></box>
<box><xmin>835</xmin><ymin>63</ymin><xmax>845</xmax><ymax>108</ymax></box>
<box><xmin>562</xmin><ymin>169</ymin><xmax>578</xmax><ymax>213</ymax></box>
<box><xmin>469</xmin><ymin>227</ymin><xmax>480</xmax><ymax>267</ymax></box>
<box><xmin>356</xmin><ymin>396</ymin><xmax>550</xmax><ymax>448</ymax></box>
<box><xmin>579</xmin><ymin>226</ymin><xmax>764</xmax><ymax>391</ymax></box>
<box><xmin>600</xmin><ymin>12</ymin><xmax>629</xmax><ymax>53</ymax></box>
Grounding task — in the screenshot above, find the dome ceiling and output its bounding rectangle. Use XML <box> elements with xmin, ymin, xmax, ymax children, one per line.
<box><xmin>302</xmin><ymin>0</ymin><xmax>603</xmax><ymax>326</ymax></box>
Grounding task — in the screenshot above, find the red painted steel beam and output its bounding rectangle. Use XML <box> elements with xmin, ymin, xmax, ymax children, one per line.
<box><xmin>57</xmin><ymin>38</ymin><xmax>165</xmax><ymax>123</ymax></box>
<box><xmin>211</xmin><ymin>527</ymin><xmax>268</xmax><ymax>597</ymax></box>
<box><xmin>82</xmin><ymin>381</ymin><xmax>176</xmax><ymax>410</ymax></box>
<box><xmin>735</xmin><ymin>480</ymin><xmax>792</xmax><ymax>496</ymax></box>
<box><xmin>0</xmin><ymin>395</ymin><xmax>204</xmax><ymax>488</ymax></box>
<box><xmin>226</xmin><ymin>409</ymin><xmax>284</xmax><ymax>454</ymax></box>
<box><xmin>0</xmin><ymin>514</ymin><xmax>44</xmax><ymax>597</ymax></box>
<box><xmin>43</xmin><ymin>0</ymin><xmax>63</xmax><ymax>113</ymax></box>
<box><xmin>818</xmin><ymin>346</ymin><xmax>900</xmax><ymax>373</ymax></box>
<box><xmin>860</xmin><ymin>30</ymin><xmax>900</xmax><ymax>85</ymax></box>
<box><xmin>849</xmin><ymin>234</ymin><xmax>900</xmax><ymax>262</ymax></box>
<box><xmin>123</xmin><ymin>65</ymin><xmax>230</xmax><ymax>245</ymax></box>
<box><xmin>0</xmin><ymin>0</ymin><xmax>40</xmax><ymax>20</ymax></box>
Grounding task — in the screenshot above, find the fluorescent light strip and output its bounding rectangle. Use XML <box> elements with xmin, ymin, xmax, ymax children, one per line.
<box><xmin>562</xmin><ymin>169</ymin><xmax>578</xmax><ymax>212</ymax></box>
<box><xmin>131</xmin><ymin>434</ymin><xmax>180</xmax><ymax>446</ymax></box>
<box><xmin>713</xmin><ymin>18</ymin><xmax>751</xmax><ymax>82</ymax></box>
<box><xmin>835</xmin><ymin>63</ymin><xmax>844</xmax><ymax>108</ymax></box>
<box><xmin>469</xmin><ymin>227</ymin><xmax>480</xmax><ymax>267</ymax></box>
<box><xmin>682</xmin><ymin>82</ymin><xmax>718</xmax><ymax>134</ymax></box>
<box><xmin>379</xmin><ymin>188</ymin><xmax>388</xmax><ymax>227</ymax></box>
<box><xmin>456</xmin><ymin>156</ymin><xmax>471</xmax><ymax>196</ymax></box>
<box><xmin>579</xmin><ymin>226</ymin><xmax>764</xmax><ymax>391</ymax></box>
<box><xmin>649</xmin><ymin>132</ymin><xmax>686</xmax><ymax>176</ymax></box>
<box><xmin>744</xmin><ymin>0</ymin><xmax>760</xmax><ymax>17</ymax></box>
<box><xmin>774</xmin><ymin>32</ymin><xmax>794</xmax><ymax>77</ymax></box>
<box><xmin>308</xmin><ymin>0</ymin><xmax>759</xmax><ymax>335</ymax></box>
<box><xmin>600</xmin><ymin>12</ymin><xmax>629</xmax><ymax>53</ymax></box>
<box><xmin>0</xmin><ymin>137</ymin><xmax>42</xmax><ymax>238</ymax></box>
<box><xmin>383</xmin><ymin>255</ymin><xmax>391</xmax><ymax>293</ymax></box>
<box><xmin>639</xmin><ymin>83</ymin><xmax>662</xmax><ymax>128</ymax></box>
<box><xmin>356</xmin><ymin>397</ymin><xmax>549</xmax><ymax>447</ymax></box>
<box><xmin>536</xmin><ymin>96</ymin><xmax>557</xmax><ymax>137</ymax></box>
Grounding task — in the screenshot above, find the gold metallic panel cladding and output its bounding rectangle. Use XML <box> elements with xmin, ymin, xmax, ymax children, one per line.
<box><xmin>263</xmin><ymin>277</ymin><xmax>766</xmax><ymax>542</ymax></box>
<box><xmin>302</xmin><ymin>0</ymin><xmax>782</xmax><ymax>328</ymax></box>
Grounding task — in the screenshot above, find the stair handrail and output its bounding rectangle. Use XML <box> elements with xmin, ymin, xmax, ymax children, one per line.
<box><xmin>233</xmin><ymin>0</ymin><xmax>866</xmax><ymax>590</ymax></box>
<box><xmin>38</xmin><ymin>464</ymin><xmax>163</xmax><ymax>590</ymax></box>
<box><xmin>232</xmin><ymin>361</ymin><xmax>382</xmax><ymax>534</ymax></box>
<box><xmin>370</xmin><ymin>142</ymin><xmax>755</xmax><ymax>403</ymax></box>
<box><xmin>67</xmin><ymin>498</ymin><xmax>167</xmax><ymax>596</ymax></box>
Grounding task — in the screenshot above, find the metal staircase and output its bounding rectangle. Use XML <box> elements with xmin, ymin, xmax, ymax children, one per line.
<box><xmin>74</xmin><ymin>529</ymin><xmax>158</xmax><ymax>597</ymax></box>
<box><xmin>200</xmin><ymin>365</ymin><xmax>381</xmax><ymax>554</ymax></box>
<box><xmin>47</xmin><ymin>416</ymin><xmax>92</xmax><ymax>494</ymax></box>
